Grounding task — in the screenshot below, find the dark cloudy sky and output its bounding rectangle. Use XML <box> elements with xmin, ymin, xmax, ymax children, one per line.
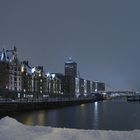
<box><xmin>0</xmin><ymin>0</ymin><xmax>140</xmax><ymax>90</ymax></box>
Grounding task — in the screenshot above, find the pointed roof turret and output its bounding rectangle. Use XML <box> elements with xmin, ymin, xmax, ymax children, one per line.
<box><xmin>1</xmin><ymin>48</ymin><xmax>7</xmax><ymax>61</ymax></box>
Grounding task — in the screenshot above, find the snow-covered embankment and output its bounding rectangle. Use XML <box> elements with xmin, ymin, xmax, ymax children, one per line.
<box><xmin>0</xmin><ymin>117</ymin><xmax>140</xmax><ymax>140</ymax></box>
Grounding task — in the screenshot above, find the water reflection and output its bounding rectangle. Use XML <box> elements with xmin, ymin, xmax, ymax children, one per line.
<box><xmin>93</xmin><ymin>101</ymin><xmax>99</xmax><ymax>129</ymax></box>
<box><xmin>2</xmin><ymin>100</ymin><xmax>140</xmax><ymax>130</ymax></box>
<box><xmin>23</xmin><ymin>115</ymin><xmax>33</xmax><ymax>125</ymax></box>
<box><xmin>79</xmin><ymin>104</ymin><xmax>87</xmax><ymax>128</ymax></box>
<box><xmin>21</xmin><ymin>111</ymin><xmax>46</xmax><ymax>126</ymax></box>
<box><xmin>37</xmin><ymin>111</ymin><xmax>46</xmax><ymax>125</ymax></box>
<box><xmin>80</xmin><ymin>104</ymin><xmax>85</xmax><ymax>107</ymax></box>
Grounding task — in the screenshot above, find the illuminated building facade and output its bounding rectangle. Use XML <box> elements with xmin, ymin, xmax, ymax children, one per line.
<box><xmin>65</xmin><ymin>57</ymin><xmax>77</xmax><ymax>77</ymax></box>
<box><xmin>45</xmin><ymin>73</ymin><xmax>61</xmax><ymax>95</ymax></box>
<box><xmin>0</xmin><ymin>47</ymin><xmax>22</xmax><ymax>93</ymax></box>
<box><xmin>95</xmin><ymin>81</ymin><xmax>105</xmax><ymax>92</ymax></box>
<box><xmin>64</xmin><ymin>58</ymin><xmax>105</xmax><ymax>95</ymax></box>
<box><xmin>0</xmin><ymin>47</ymin><xmax>62</xmax><ymax>98</ymax></box>
<box><xmin>21</xmin><ymin>61</ymin><xmax>32</xmax><ymax>93</ymax></box>
<box><xmin>0</xmin><ymin>47</ymin><xmax>105</xmax><ymax>99</ymax></box>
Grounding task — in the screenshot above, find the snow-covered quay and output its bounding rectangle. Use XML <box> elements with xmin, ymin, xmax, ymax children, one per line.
<box><xmin>0</xmin><ymin>117</ymin><xmax>140</xmax><ymax>140</ymax></box>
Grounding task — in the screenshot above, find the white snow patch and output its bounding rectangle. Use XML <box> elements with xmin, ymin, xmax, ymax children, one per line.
<box><xmin>0</xmin><ymin>116</ymin><xmax>140</xmax><ymax>140</ymax></box>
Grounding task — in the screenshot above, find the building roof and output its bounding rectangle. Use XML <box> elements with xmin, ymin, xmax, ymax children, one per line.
<box><xmin>65</xmin><ymin>57</ymin><xmax>76</xmax><ymax>64</ymax></box>
<box><xmin>0</xmin><ymin>47</ymin><xmax>17</xmax><ymax>62</ymax></box>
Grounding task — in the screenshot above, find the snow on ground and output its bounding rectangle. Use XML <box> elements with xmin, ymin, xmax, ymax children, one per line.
<box><xmin>0</xmin><ymin>117</ymin><xmax>140</xmax><ymax>140</ymax></box>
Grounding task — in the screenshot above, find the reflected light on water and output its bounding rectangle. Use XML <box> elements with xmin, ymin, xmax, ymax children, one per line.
<box><xmin>37</xmin><ymin>111</ymin><xmax>46</xmax><ymax>125</ymax></box>
<box><xmin>95</xmin><ymin>102</ymin><xmax>98</xmax><ymax>110</ymax></box>
<box><xmin>80</xmin><ymin>104</ymin><xmax>85</xmax><ymax>107</ymax></box>
<box><xmin>23</xmin><ymin>115</ymin><xmax>34</xmax><ymax>125</ymax></box>
<box><xmin>93</xmin><ymin>101</ymin><xmax>99</xmax><ymax>129</ymax></box>
<box><xmin>22</xmin><ymin>111</ymin><xmax>46</xmax><ymax>126</ymax></box>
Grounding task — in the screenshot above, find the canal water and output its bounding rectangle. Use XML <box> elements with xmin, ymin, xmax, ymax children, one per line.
<box><xmin>0</xmin><ymin>99</ymin><xmax>140</xmax><ymax>130</ymax></box>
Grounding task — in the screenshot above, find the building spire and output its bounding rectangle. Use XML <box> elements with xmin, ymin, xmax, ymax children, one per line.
<box><xmin>1</xmin><ymin>48</ymin><xmax>7</xmax><ymax>61</ymax></box>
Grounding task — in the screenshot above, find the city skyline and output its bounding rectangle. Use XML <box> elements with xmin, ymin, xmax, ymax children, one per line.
<box><xmin>0</xmin><ymin>0</ymin><xmax>140</xmax><ymax>90</ymax></box>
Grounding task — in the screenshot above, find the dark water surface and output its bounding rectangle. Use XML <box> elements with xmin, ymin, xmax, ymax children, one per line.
<box><xmin>0</xmin><ymin>99</ymin><xmax>140</xmax><ymax>130</ymax></box>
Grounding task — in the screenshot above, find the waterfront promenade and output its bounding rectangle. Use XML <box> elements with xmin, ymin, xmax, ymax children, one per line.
<box><xmin>0</xmin><ymin>96</ymin><xmax>102</xmax><ymax>112</ymax></box>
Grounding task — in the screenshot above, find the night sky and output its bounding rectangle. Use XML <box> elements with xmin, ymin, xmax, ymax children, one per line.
<box><xmin>0</xmin><ymin>0</ymin><xmax>140</xmax><ymax>90</ymax></box>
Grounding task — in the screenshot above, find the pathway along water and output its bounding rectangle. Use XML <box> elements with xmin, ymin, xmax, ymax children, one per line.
<box><xmin>0</xmin><ymin>99</ymin><xmax>140</xmax><ymax>130</ymax></box>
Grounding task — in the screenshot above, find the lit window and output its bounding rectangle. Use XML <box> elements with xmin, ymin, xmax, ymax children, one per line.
<box><xmin>21</xmin><ymin>66</ymin><xmax>24</xmax><ymax>72</ymax></box>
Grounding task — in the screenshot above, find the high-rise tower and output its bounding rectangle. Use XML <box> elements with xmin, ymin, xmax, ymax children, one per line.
<box><xmin>65</xmin><ymin>57</ymin><xmax>77</xmax><ymax>77</ymax></box>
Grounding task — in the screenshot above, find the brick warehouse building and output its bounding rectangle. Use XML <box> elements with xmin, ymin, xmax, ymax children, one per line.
<box><xmin>0</xmin><ymin>47</ymin><xmax>62</xmax><ymax>99</ymax></box>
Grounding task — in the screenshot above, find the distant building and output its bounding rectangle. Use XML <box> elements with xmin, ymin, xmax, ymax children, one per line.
<box><xmin>46</xmin><ymin>73</ymin><xmax>62</xmax><ymax>96</ymax></box>
<box><xmin>0</xmin><ymin>47</ymin><xmax>22</xmax><ymax>93</ymax></box>
<box><xmin>79</xmin><ymin>78</ymin><xmax>84</xmax><ymax>95</ymax></box>
<box><xmin>51</xmin><ymin>73</ymin><xmax>65</xmax><ymax>94</ymax></box>
<box><xmin>64</xmin><ymin>76</ymin><xmax>75</xmax><ymax>95</ymax></box>
<box><xmin>0</xmin><ymin>46</ymin><xmax>105</xmax><ymax>99</ymax></box>
<box><xmin>86</xmin><ymin>80</ymin><xmax>91</xmax><ymax>94</ymax></box>
<box><xmin>21</xmin><ymin>61</ymin><xmax>32</xmax><ymax>94</ymax></box>
<box><xmin>90</xmin><ymin>81</ymin><xmax>96</xmax><ymax>93</ymax></box>
<box><xmin>64</xmin><ymin>58</ymin><xmax>77</xmax><ymax>95</ymax></box>
<box><xmin>95</xmin><ymin>81</ymin><xmax>105</xmax><ymax>92</ymax></box>
<box><xmin>0</xmin><ymin>61</ymin><xmax>9</xmax><ymax>91</ymax></box>
<box><xmin>32</xmin><ymin>66</ymin><xmax>44</xmax><ymax>94</ymax></box>
<box><xmin>0</xmin><ymin>47</ymin><xmax>62</xmax><ymax>98</ymax></box>
<box><xmin>65</xmin><ymin>57</ymin><xmax>77</xmax><ymax>77</ymax></box>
